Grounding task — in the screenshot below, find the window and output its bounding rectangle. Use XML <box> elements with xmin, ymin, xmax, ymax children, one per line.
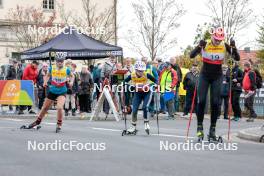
<box><xmin>49</xmin><ymin>0</ymin><xmax>54</xmax><ymax>9</ymax></box>
<box><xmin>43</xmin><ymin>0</ymin><xmax>54</xmax><ymax>10</ymax></box>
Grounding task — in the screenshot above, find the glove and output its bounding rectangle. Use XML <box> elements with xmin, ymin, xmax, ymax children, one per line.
<box><xmin>230</xmin><ymin>38</ymin><xmax>236</xmax><ymax>47</ymax></box>
<box><xmin>199</xmin><ymin>40</ymin><xmax>206</xmax><ymax>48</ymax></box>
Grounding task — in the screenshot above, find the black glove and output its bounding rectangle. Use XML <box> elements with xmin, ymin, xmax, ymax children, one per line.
<box><xmin>199</xmin><ymin>40</ymin><xmax>207</xmax><ymax>48</ymax></box>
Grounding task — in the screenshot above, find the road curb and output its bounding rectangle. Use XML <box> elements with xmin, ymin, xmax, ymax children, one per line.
<box><xmin>237</xmin><ymin>127</ymin><xmax>264</xmax><ymax>143</ymax></box>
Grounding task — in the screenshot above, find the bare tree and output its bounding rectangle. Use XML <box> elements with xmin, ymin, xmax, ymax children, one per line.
<box><xmin>7</xmin><ymin>5</ymin><xmax>56</xmax><ymax>51</ymax></box>
<box><xmin>206</xmin><ymin>0</ymin><xmax>253</xmax><ymax>41</ymax></box>
<box><xmin>127</xmin><ymin>0</ymin><xmax>185</xmax><ymax>60</ymax></box>
<box><xmin>57</xmin><ymin>0</ymin><xmax>116</xmax><ymax>65</ymax></box>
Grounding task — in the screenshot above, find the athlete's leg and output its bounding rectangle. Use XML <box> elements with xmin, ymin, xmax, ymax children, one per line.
<box><xmin>210</xmin><ymin>76</ymin><xmax>222</xmax><ymax>127</ymax></box>
<box><xmin>56</xmin><ymin>95</ymin><xmax>66</xmax><ymax>127</ymax></box>
<box><xmin>131</xmin><ymin>93</ymin><xmax>143</xmax><ymax>125</ymax></box>
<box><xmin>142</xmin><ymin>91</ymin><xmax>152</xmax><ymax>122</ymax></box>
<box><xmin>196</xmin><ymin>74</ymin><xmax>210</xmax><ymax>126</ymax></box>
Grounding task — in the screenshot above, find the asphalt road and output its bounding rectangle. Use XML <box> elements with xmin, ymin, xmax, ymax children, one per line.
<box><xmin>0</xmin><ymin>117</ymin><xmax>263</xmax><ymax>176</ymax></box>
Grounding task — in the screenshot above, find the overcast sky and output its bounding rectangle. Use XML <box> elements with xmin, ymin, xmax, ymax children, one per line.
<box><xmin>117</xmin><ymin>0</ymin><xmax>264</xmax><ymax>59</ymax></box>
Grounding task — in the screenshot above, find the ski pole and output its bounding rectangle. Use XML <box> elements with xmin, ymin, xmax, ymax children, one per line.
<box><xmin>227</xmin><ymin>40</ymin><xmax>234</xmax><ymax>141</ymax></box>
<box><xmin>155</xmin><ymin>89</ymin><xmax>160</xmax><ymax>135</ymax></box>
<box><xmin>186</xmin><ymin>81</ymin><xmax>198</xmax><ymax>141</ymax></box>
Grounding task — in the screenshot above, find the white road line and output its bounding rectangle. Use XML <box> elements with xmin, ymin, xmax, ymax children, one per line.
<box><xmin>0</xmin><ymin>118</ymin><xmax>23</xmax><ymax>122</ymax></box>
<box><xmin>92</xmin><ymin>127</ymin><xmax>122</xmax><ymax>132</ymax></box>
<box><xmin>92</xmin><ymin>127</ymin><xmax>196</xmax><ymax>139</ymax></box>
<box><xmin>151</xmin><ymin>133</ymin><xmax>195</xmax><ymax>139</ymax></box>
<box><xmin>43</xmin><ymin>122</ymin><xmax>57</xmax><ymax>125</ymax></box>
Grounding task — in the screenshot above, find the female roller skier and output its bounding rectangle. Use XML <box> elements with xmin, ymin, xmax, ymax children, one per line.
<box><xmin>21</xmin><ymin>56</ymin><xmax>74</xmax><ymax>133</ymax></box>
<box><xmin>190</xmin><ymin>28</ymin><xmax>240</xmax><ymax>141</ymax></box>
<box><xmin>123</xmin><ymin>60</ymin><xmax>157</xmax><ymax>135</ymax></box>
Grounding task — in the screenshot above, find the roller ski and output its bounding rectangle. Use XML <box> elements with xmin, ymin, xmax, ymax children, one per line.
<box><xmin>55</xmin><ymin>125</ymin><xmax>61</xmax><ymax>133</ymax></box>
<box><xmin>207</xmin><ymin>127</ymin><xmax>223</xmax><ymax>143</ymax></box>
<box><xmin>144</xmin><ymin>122</ymin><xmax>150</xmax><ymax>135</ymax></box>
<box><xmin>122</xmin><ymin>126</ymin><xmax>138</xmax><ymax>136</ymax></box>
<box><xmin>197</xmin><ymin>125</ymin><xmax>204</xmax><ymax>142</ymax></box>
<box><xmin>20</xmin><ymin>121</ymin><xmax>41</xmax><ymax>131</ymax></box>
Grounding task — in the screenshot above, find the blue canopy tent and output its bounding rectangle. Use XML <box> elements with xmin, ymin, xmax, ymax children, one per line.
<box><xmin>21</xmin><ymin>27</ymin><xmax>123</xmax><ymax>61</ymax></box>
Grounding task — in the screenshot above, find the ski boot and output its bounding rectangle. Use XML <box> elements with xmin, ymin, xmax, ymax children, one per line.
<box><xmin>55</xmin><ymin>124</ymin><xmax>61</xmax><ymax>133</ymax></box>
<box><xmin>122</xmin><ymin>125</ymin><xmax>138</xmax><ymax>136</ymax></box>
<box><xmin>20</xmin><ymin>120</ymin><xmax>41</xmax><ymax>130</ymax></box>
<box><xmin>197</xmin><ymin>125</ymin><xmax>204</xmax><ymax>142</ymax></box>
<box><xmin>207</xmin><ymin>126</ymin><xmax>223</xmax><ymax>143</ymax></box>
<box><xmin>144</xmin><ymin>121</ymin><xmax>150</xmax><ymax>135</ymax></box>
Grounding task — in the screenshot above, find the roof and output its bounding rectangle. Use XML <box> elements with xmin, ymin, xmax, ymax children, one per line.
<box><xmin>21</xmin><ymin>27</ymin><xmax>122</xmax><ymax>60</ymax></box>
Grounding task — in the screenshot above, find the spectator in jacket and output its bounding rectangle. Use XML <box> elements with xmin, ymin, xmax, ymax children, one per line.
<box><xmin>6</xmin><ymin>59</ymin><xmax>19</xmax><ymax>113</ymax></box>
<box><xmin>78</xmin><ymin>66</ymin><xmax>94</xmax><ymax>118</ymax></box>
<box><xmin>182</xmin><ymin>63</ymin><xmax>199</xmax><ymax>118</ymax></box>
<box><xmin>231</xmin><ymin>61</ymin><xmax>243</xmax><ymax>121</ymax></box>
<box><xmin>159</xmin><ymin>62</ymin><xmax>178</xmax><ymax>119</ymax></box>
<box><xmin>37</xmin><ymin>63</ymin><xmax>49</xmax><ymax>110</ymax></box>
<box><xmin>242</xmin><ymin>61</ymin><xmax>257</xmax><ymax>122</ymax></box>
<box><xmin>218</xmin><ymin>65</ymin><xmax>230</xmax><ymax>120</ymax></box>
<box><xmin>100</xmin><ymin>55</ymin><xmax>117</xmax><ymax>116</ymax></box>
<box><xmin>170</xmin><ymin>57</ymin><xmax>182</xmax><ymax>114</ymax></box>
<box><xmin>65</xmin><ymin>63</ymin><xmax>79</xmax><ymax>116</ymax></box>
<box><xmin>19</xmin><ymin>61</ymin><xmax>39</xmax><ymax>114</ymax></box>
<box><xmin>92</xmin><ymin>63</ymin><xmax>102</xmax><ymax>100</ymax></box>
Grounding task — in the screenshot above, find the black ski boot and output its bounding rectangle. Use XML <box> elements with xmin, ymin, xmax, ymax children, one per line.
<box><xmin>197</xmin><ymin>125</ymin><xmax>204</xmax><ymax>142</ymax></box>
<box><xmin>20</xmin><ymin>119</ymin><xmax>41</xmax><ymax>130</ymax></box>
<box><xmin>208</xmin><ymin>126</ymin><xmax>223</xmax><ymax>143</ymax></box>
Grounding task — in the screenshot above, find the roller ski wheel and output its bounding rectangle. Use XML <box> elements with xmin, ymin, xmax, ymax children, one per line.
<box><xmin>207</xmin><ymin>135</ymin><xmax>223</xmax><ymax>143</ymax></box>
<box><xmin>20</xmin><ymin>125</ymin><xmax>41</xmax><ymax>130</ymax></box>
<box><xmin>121</xmin><ymin>129</ymin><xmax>138</xmax><ymax>136</ymax></box>
<box><xmin>122</xmin><ymin>126</ymin><xmax>138</xmax><ymax>136</ymax></box>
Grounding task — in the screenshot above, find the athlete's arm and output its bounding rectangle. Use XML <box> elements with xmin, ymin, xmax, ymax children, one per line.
<box><xmin>224</xmin><ymin>43</ymin><xmax>240</xmax><ymax>61</ymax></box>
<box><xmin>190</xmin><ymin>40</ymin><xmax>207</xmax><ymax>58</ymax></box>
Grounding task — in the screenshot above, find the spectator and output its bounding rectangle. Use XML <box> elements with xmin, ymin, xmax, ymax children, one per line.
<box><xmin>6</xmin><ymin>59</ymin><xmax>19</xmax><ymax>113</ymax></box>
<box><xmin>142</xmin><ymin>57</ymin><xmax>158</xmax><ymax>117</ymax></box>
<box><xmin>65</xmin><ymin>63</ymin><xmax>79</xmax><ymax>116</ymax></box>
<box><xmin>19</xmin><ymin>61</ymin><xmax>39</xmax><ymax>114</ymax></box>
<box><xmin>123</xmin><ymin>58</ymin><xmax>134</xmax><ymax>108</ymax></box>
<box><xmin>78</xmin><ymin>66</ymin><xmax>94</xmax><ymax>118</ymax></box>
<box><xmin>159</xmin><ymin>62</ymin><xmax>178</xmax><ymax>120</ymax></box>
<box><xmin>182</xmin><ymin>63</ymin><xmax>199</xmax><ymax>118</ymax></box>
<box><xmin>170</xmin><ymin>57</ymin><xmax>182</xmax><ymax>115</ymax></box>
<box><xmin>37</xmin><ymin>63</ymin><xmax>49</xmax><ymax>110</ymax></box>
<box><xmin>218</xmin><ymin>65</ymin><xmax>230</xmax><ymax>120</ymax></box>
<box><xmin>231</xmin><ymin>61</ymin><xmax>243</xmax><ymax>121</ymax></box>
<box><xmin>92</xmin><ymin>63</ymin><xmax>102</xmax><ymax>100</ymax></box>
<box><xmin>242</xmin><ymin>61</ymin><xmax>257</xmax><ymax>122</ymax></box>
<box><xmin>100</xmin><ymin>55</ymin><xmax>117</xmax><ymax>116</ymax></box>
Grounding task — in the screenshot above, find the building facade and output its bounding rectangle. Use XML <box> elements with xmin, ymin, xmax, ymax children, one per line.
<box><xmin>0</xmin><ymin>0</ymin><xmax>116</xmax><ymax>64</ymax></box>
